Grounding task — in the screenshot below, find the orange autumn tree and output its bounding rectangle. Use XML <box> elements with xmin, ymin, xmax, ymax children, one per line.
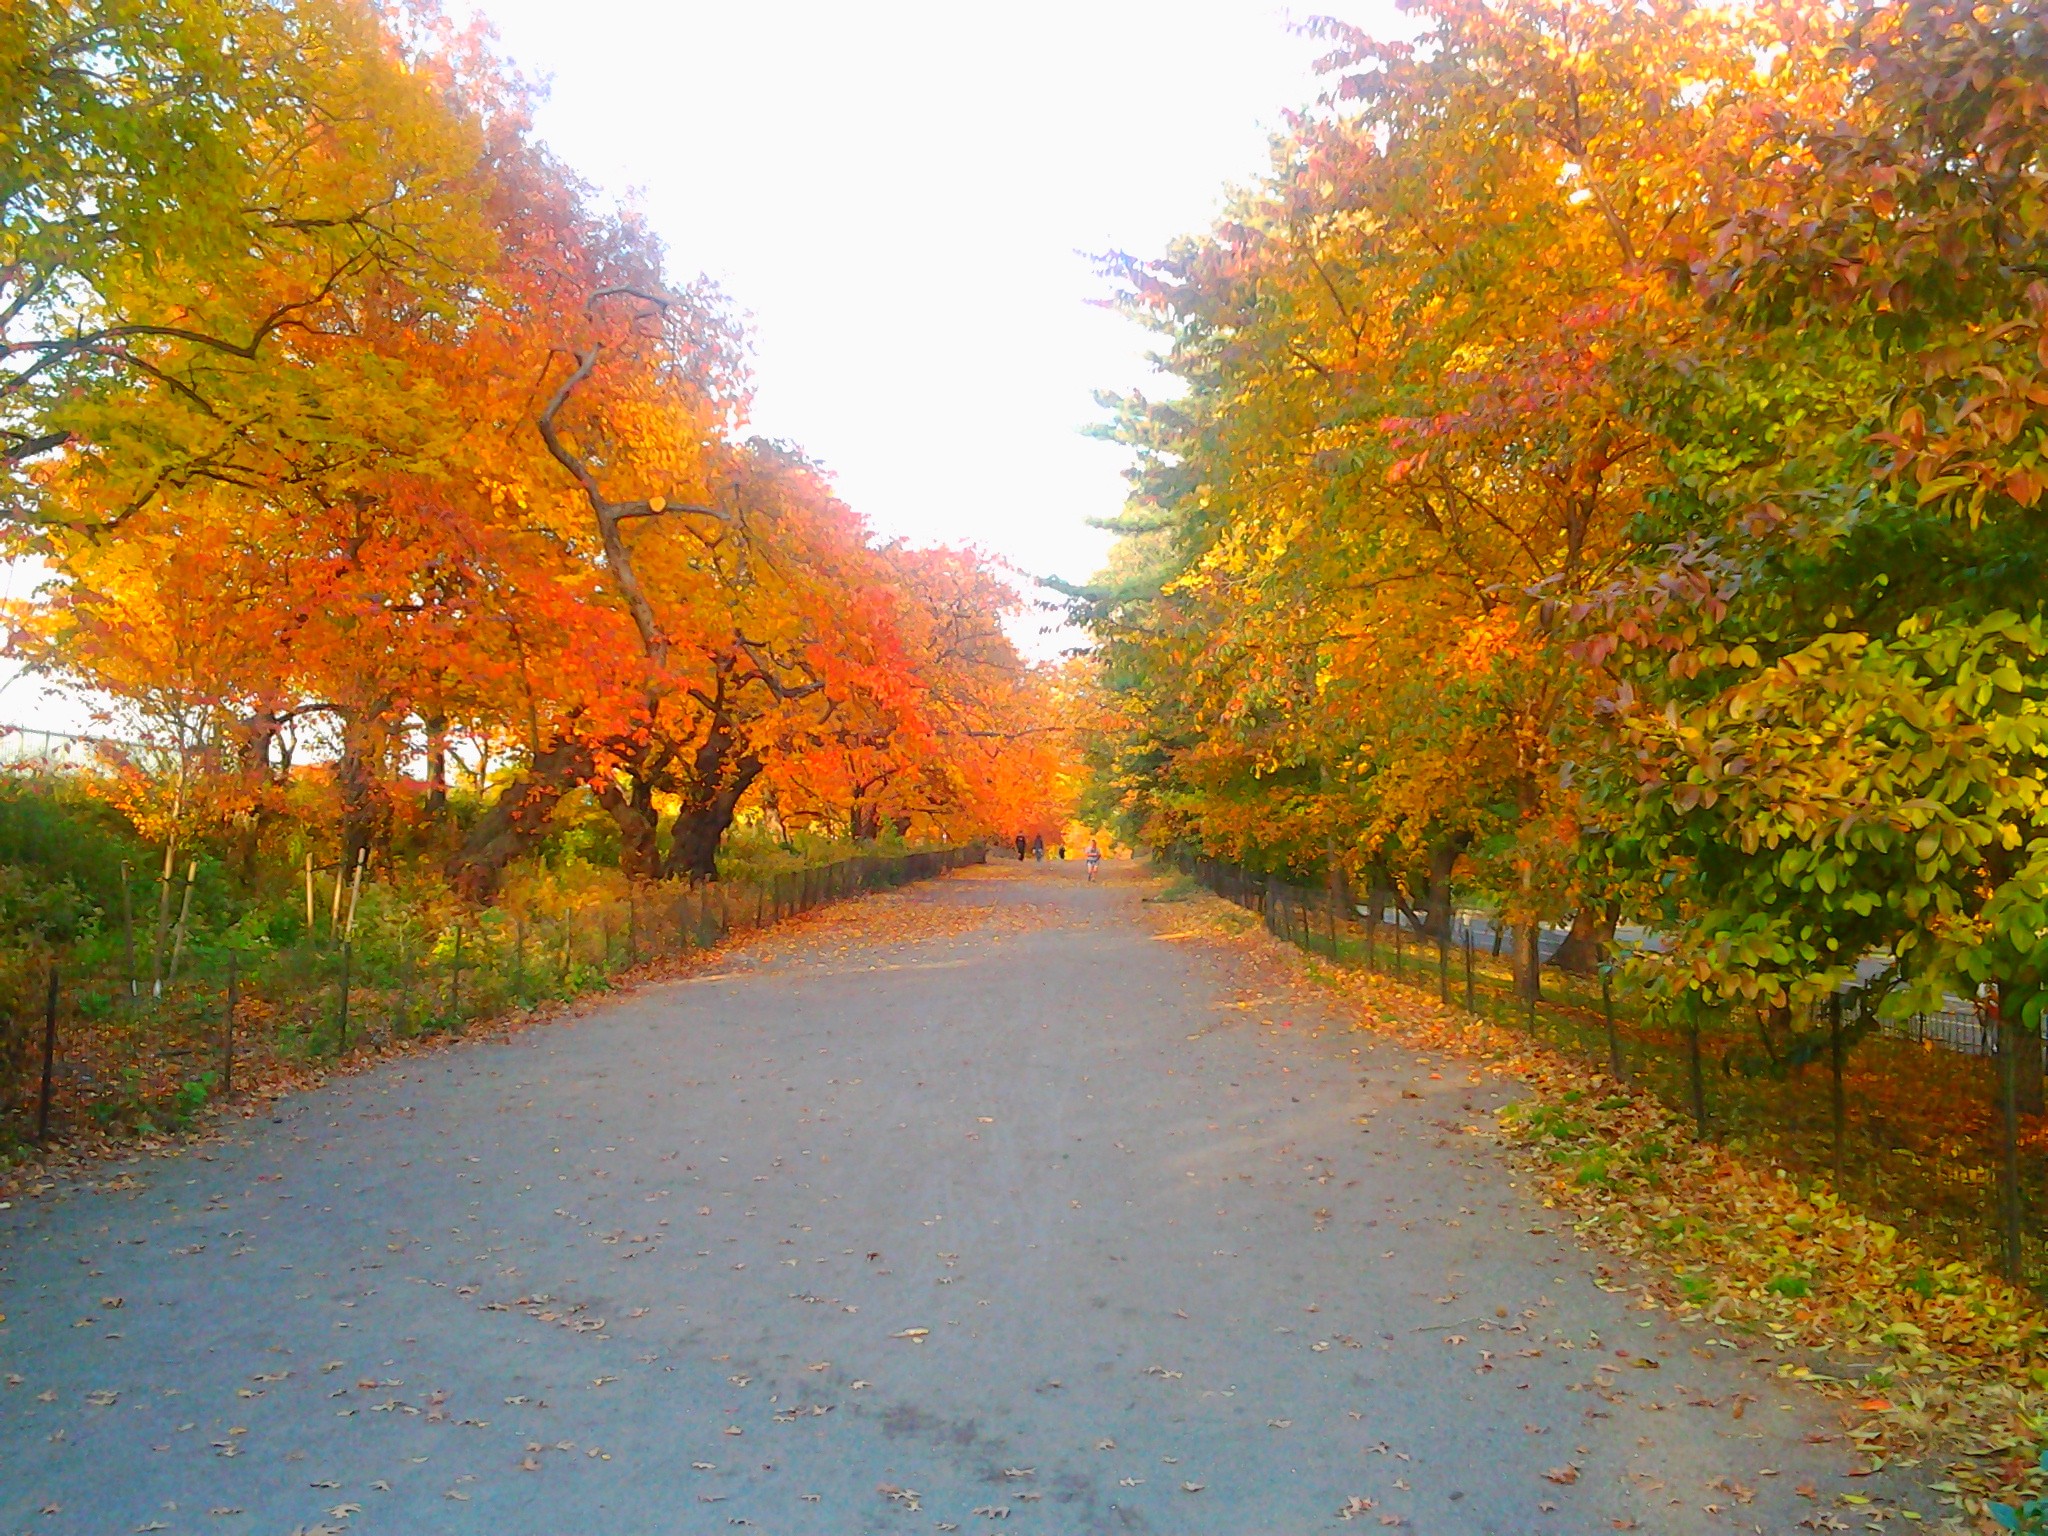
<box><xmin>762</xmin><ymin>541</ymin><xmax>1071</xmax><ymax>843</ymax></box>
<box><xmin>8</xmin><ymin>0</ymin><xmax>1055</xmax><ymax>901</ymax></box>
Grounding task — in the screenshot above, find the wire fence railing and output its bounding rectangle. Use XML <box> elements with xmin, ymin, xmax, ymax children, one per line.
<box><xmin>1</xmin><ymin>844</ymin><xmax>986</xmax><ymax>1152</ymax></box>
<box><xmin>1170</xmin><ymin>849</ymin><xmax>2048</xmax><ymax>1291</ymax></box>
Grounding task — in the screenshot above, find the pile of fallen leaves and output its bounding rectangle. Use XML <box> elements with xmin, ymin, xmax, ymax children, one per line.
<box><xmin>1151</xmin><ymin>883</ymin><xmax>2048</xmax><ymax>1528</ymax></box>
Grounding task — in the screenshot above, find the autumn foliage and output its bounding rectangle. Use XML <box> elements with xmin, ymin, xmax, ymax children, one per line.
<box><xmin>1</xmin><ymin>0</ymin><xmax>1062</xmax><ymax>892</ymax></box>
<box><xmin>1078</xmin><ymin>0</ymin><xmax>2048</xmax><ymax>1276</ymax></box>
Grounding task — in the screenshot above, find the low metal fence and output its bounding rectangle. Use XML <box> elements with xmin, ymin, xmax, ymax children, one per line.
<box><xmin>2</xmin><ymin>843</ymin><xmax>988</xmax><ymax>1150</ymax></box>
<box><xmin>1166</xmin><ymin>846</ymin><xmax>2046</xmax><ymax>1290</ymax></box>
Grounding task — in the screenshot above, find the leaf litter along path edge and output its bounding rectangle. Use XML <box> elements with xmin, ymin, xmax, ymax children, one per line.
<box><xmin>0</xmin><ymin>860</ymin><xmax>1928</xmax><ymax>1534</ymax></box>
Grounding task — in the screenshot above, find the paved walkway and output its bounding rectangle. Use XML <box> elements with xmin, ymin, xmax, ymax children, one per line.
<box><xmin>1</xmin><ymin>862</ymin><xmax>1916</xmax><ymax>1533</ymax></box>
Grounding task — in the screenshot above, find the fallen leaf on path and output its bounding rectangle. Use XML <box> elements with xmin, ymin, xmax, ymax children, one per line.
<box><xmin>1545</xmin><ymin>1465</ymin><xmax>1581</xmax><ymax>1485</ymax></box>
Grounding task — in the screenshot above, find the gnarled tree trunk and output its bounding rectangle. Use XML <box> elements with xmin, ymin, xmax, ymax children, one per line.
<box><xmin>664</xmin><ymin>755</ymin><xmax>763</xmax><ymax>880</ymax></box>
<box><xmin>661</xmin><ymin>717</ymin><xmax>764</xmax><ymax>881</ymax></box>
<box><xmin>596</xmin><ymin>773</ymin><xmax>662</xmax><ymax>882</ymax></box>
<box><xmin>448</xmin><ymin>738</ymin><xmax>592</xmax><ymax>902</ymax></box>
<box><xmin>424</xmin><ymin>711</ymin><xmax>449</xmax><ymax>817</ymax></box>
<box><xmin>1550</xmin><ymin>898</ymin><xmax>1620</xmax><ymax>976</ymax></box>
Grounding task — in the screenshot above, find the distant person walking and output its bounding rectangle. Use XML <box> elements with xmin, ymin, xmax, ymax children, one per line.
<box><xmin>1031</xmin><ymin>834</ymin><xmax>1045</xmax><ymax>862</ymax></box>
<box><xmin>1085</xmin><ymin>838</ymin><xmax>1102</xmax><ymax>882</ymax></box>
<box><xmin>1015</xmin><ymin>833</ymin><xmax>1029</xmax><ymax>861</ymax></box>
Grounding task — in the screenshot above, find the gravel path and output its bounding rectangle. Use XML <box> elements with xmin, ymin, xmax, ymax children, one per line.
<box><xmin>1</xmin><ymin>861</ymin><xmax>1924</xmax><ymax>1534</ymax></box>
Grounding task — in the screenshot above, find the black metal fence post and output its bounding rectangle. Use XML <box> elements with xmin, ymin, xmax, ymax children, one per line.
<box><xmin>120</xmin><ymin>860</ymin><xmax>137</xmax><ymax>1003</ymax></box>
<box><xmin>337</xmin><ymin>940</ymin><xmax>353</xmax><ymax>1054</ymax></box>
<box><xmin>449</xmin><ymin>924</ymin><xmax>464</xmax><ymax>1028</ymax></box>
<box><xmin>1828</xmin><ymin>991</ymin><xmax>1845</xmax><ymax>1188</ymax></box>
<box><xmin>222</xmin><ymin>955</ymin><xmax>238</xmax><ymax>1096</ymax></box>
<box><xmin>36</xmin><ymin>964</ymin><xmax>58</xmax><ymax>1143</ymax></box>
<box><xmin>1686</xmin><ymin>1018</ymin><xmax>1708</xmax><ymax>1138</ymax></box>
<box><xmin>1602</xmin><ymin>964</ymin><xmax>1624</xmax><ymax>1083</ymax></box>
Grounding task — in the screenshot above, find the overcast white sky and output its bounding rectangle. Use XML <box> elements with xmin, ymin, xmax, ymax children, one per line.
<box><xmin>2</xmin><ymin>0</ymin><xmax>1391</xmax><ymax>733</ymax></box>
<box><xmin>463</xmin><ymin>0</ymin><xmax>1385</xmax><ymax>633</ymax></box>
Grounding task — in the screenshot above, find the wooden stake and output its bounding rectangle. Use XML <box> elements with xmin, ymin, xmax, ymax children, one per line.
<box><xmin>164</xmin><ymin>859</ymin><xmax>198</xmax><ymax>991</ymax></box>
<box><xmin>149</xmin><ymin>838</ymin><xmax>177</xmax><ymax>998</ymax></box>
<box><xmin>342</xmin><ymin>846</ymin><xmax>366</xmax><ymax>941</ymax></box>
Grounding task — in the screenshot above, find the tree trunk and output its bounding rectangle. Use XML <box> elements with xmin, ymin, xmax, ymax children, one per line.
<box><xmin>230</xmin><ymin>708</ymin><xmax>283</xmax><ymax>883</ymax></box>
<box><xmin>424</xmin><ymin>712</ymin><xmax>449</xmax><ymax>816</ymax></box>
<box><xmin>1422</xmin><ymin>834</ymin><xmax>1470</xmax><ymax>937</ymax></box>
<box><xmin>595</xmin><ymin>774</ymin><xmax>662</xmax><ymax>882</ymax></box>
<box><xmin>661</xmin><ymin>713</ymin><xmax>765</xmax><ymax>881</ymax></box>
<box><xmin>1514</xmin><ymin>858</ymin><xmax>1541</xmax><ymax>1001</ymax></box>
<box><xmin>1549</xmin><ymin>899</ymin><xmax>1619</xmax><ymax>976</ymax></box>
<box><xmin>337</xmin><ymin>708</ymin><xmax>393</xmax><ymax>876</ymax></box>
<box><xmin>1515</xmin><ymin>919</ymin><xmax>1543</xmax><ymax>1001</ymax></box>
<box><xmin>665</xmin><ymin>756</ymin><xmax>764</xmax><ymax>881</ymax></box>
<box><xmin>447</xmin><ymin>738</ymin><xmax>591</xmax><ymax>902</ymax></box>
